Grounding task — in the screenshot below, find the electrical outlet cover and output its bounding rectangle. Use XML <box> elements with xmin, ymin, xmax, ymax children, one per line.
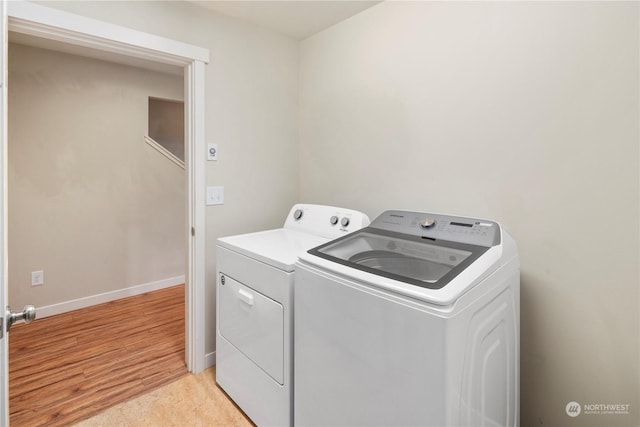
<box><xmin>32</xmin><ymin>270</ymin><xmax>44</xmax><ymax>286</ymax></box>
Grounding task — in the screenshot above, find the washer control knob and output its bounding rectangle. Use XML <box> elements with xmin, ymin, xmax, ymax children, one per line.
<box><xmin>330</xmin><ymin>216</ymin><xmax>339</xmax><ymax>225</ymax></box>
<box><xmin>341</xmin><ymin>217</ymin><xmax>350</xmax><ymax>227</ymax></box>
<box><xmin>419</xmin><ymin>217</ymin><xmax>436</xmax><ymax>228</ymax></box>
<box><xmin>293</xmin><ymin>209</ymin><xmax>303</xmax><ymax>220</ymax></box>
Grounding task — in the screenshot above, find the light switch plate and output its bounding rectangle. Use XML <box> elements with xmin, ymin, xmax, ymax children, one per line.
<box><xmin>207</xmin><ymin>143</ymin><xmax>218</xmax><ymax>161</ymax></box>
<box><xmin>206</xmin><ymin>186</ymin><xmax>224</xmax><ymax>205</ymax></box>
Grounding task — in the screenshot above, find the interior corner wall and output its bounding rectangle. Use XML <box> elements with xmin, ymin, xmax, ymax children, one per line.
<box><xmin>8</xmin><ymin>43</ymin><xmax>185</xmax><ymax>311</ymax></box>
<box><xmin>32</xmin><ymin>1</ymin><xmax>300</xmax><ymax>359</ymax></box>
<box><xmin>299</xmin><ymin>2</ymin><xmax>639</xmax><ymax>427</ymax></box>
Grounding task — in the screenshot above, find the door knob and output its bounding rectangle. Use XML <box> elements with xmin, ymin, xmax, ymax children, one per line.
<box><xmin>6</xmin><ymin>305</ymin><xmax>37</xmax><ymax>333</ymax></box>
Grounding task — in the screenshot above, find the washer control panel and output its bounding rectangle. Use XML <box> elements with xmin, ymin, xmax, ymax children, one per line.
<box><xmin>372</xmin><ymin>210</ymin><xmax>501</xmax><ymax>247</ymax></box>
<box><xmin>286</xmin><ymin>204</ymin><xmax>370</xmax><ymax>239</ymax></box>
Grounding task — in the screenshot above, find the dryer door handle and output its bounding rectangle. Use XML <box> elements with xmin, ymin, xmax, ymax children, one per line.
<box><xmin>237</xmin><ymin>288</ymin><xmax>254</xmax><ymax>307</ymax></box>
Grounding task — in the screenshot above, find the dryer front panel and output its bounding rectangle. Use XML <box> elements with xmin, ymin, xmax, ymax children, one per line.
<box><xmin>218</xmin><ymin>274</ymin><xmax>284</xmax><ymax>385</ymax></box>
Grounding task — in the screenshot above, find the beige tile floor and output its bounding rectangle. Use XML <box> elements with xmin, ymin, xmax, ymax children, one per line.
<box><xmin>74</xmin><ymin>367</ymin><xmax>255</xmax><ymax>427</ymax></box>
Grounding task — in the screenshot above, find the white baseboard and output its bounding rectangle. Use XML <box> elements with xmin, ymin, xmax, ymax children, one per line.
<box><xmin>205</xmin><ymin>351</ymin><xmax>216</xmax><ymax>369</ymax></box>
<box><xmin>36</xmin><ymin>275</ymin><xmax>186</xmax><ymax>319</ymax></box>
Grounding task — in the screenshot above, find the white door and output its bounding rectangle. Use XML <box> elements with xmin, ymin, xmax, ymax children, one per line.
<box><xmin>1</xmin><ymin>0</ymin><xmax>8</xmax><ymax>422</ymax></box>
<box><xmin>1</xmin><ymin>5</ymin><xmax>39</xmax><ymax>421</ymax></box>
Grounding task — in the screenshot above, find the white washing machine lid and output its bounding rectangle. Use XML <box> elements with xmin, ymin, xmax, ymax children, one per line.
<box><xmin>217</xmin><ymin>228</ymin><xmax>329</xmax><ymax>272</ymax></box>
<box><xmin>298</xmin><ymin>247</ymin><xmax>504</xmax><ymax>306</ymax></box>
<box><xmin>298</xmin><ymin>210</ymin><xmax>518</xmax><ymax>305</ymax></box>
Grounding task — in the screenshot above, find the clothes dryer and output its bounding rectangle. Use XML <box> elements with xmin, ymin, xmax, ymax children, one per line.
<box><xmin>294</xmin><ymin>210</ymin><xmax>520</xmax><ymax>426</ymax></box>
<box><xmin>216</xmin><ymin>204</ymin><xmax>370</xmax><ymax>426</ymax></box>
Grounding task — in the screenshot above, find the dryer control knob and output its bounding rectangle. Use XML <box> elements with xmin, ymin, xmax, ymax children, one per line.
<box><xmin>293</xmin><ymin>209</ymin><xmax>303</xmax><ymax>220</ymax></box>
<box><xmin>341</xmin><ymin>217</ymin><xmax>350</xmax><ymax>227</ymax></box>
<box><xmin>419</xmin><ymin>217</ymin><xmax>437</xmax><ymax>228</ymax></box>
<box><xmin>330</xmin><ymin>216</ymin><xmax>339</xmax><ymax>225</ymax></box>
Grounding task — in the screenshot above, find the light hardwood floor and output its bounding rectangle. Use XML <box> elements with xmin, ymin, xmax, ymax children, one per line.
<box><xmin>75</xmin><ymin>366</ymin><xmax>255</xmax><ymax>427</ymax></box>
<box><xmin>9</xmin><ymin>285</ymin><xmax>188</xmax><ymax>426</ymax></box>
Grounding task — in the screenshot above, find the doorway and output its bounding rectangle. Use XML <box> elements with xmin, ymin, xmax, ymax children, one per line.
<box><xmin>7</xmin><ymin>40</ymin><xmax>187</xmax><ymax>315</ymax></box>
<box><xmin>5</xmin><ymin>42</ymin><xmax>189</xmax><ymax>424</ymax></box>
<box><xmin>3</xmin><ymin>0</ymin><xmax>209</xmax><ymax>389</ymax></box>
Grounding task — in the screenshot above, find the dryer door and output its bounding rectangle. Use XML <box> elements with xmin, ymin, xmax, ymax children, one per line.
<box><xmin>218</xmin><ymin>275</ymin><xmax>284</xmax><ymax>384</ymax></box>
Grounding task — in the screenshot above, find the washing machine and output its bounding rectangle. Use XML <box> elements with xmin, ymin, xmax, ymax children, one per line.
<box><xmin>294</xmin><ymin>210</ymin><xmax>520</xmax><ymax>427</ymax></box>
<box><xmin>216</xmin><ymin>204</ymin><xmax>370</xmax><ymax>426</ymax></box>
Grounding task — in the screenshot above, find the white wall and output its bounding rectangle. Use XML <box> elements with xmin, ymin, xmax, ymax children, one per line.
<box><xmin>33</xmin><ymin>1</ymin><xmax>299</xmax><ymax>357</ymax></box>
<box><xmin>299</xmin><ymin>2</ymin><xmax>638</xmax><ymax>426</ymax></box>
<box><xmin>9</xmin><ymin>43</ymin><xmax>185</xmax><ymax>311</ymax></box>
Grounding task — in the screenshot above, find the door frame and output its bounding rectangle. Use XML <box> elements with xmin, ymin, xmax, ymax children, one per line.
<box><xmin>3</xmin><ymin>1</ymin><xmax>209</xmax><ymax>375</ymax></box>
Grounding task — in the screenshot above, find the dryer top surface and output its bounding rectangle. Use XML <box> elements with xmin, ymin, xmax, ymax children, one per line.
<box><xmin>218</xmin><ymin>228</ymin><xmax>328</xmax><ymax>272</ymax></box>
